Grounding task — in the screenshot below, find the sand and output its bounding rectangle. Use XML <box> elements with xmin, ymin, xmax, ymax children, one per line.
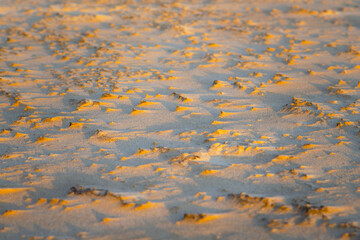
<box><xmin>0</xmin><ymin>0</ymin><xmax>359</xmax><ymax>239</ymax></box>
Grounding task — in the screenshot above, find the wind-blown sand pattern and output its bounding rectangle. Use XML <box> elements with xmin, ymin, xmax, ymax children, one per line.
<box><xmin>0</xmin><ymin>0</ymin><xmax>359</xmax><ymax>239</ymax></box>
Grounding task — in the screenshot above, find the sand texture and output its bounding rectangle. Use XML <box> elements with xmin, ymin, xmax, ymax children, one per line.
<box><xmin>0</xmin><ymin>0</ymin><xmax>359</xmax><ymax>239</ymax></box>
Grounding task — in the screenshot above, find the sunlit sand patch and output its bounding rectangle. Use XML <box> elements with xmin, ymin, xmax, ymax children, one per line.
<box><xmin>35</xmin><ymin>136</ymin><xmax>55</xmax><ymax>143</ymax></box>
<box><xmin>200</xmin><ymin>169</ymin><xmax>219</xmax><ymax>175</ymax></box>
<box><xmin>272</xmin><ymin>155</ymin><xmax>296</xmax><ymax>162</ymax></box>
<box><xmin>134</xmin><ymin>201</ymin><xmax>162</xmax><ymax>211</ymax></box>
<box><xmin>90</xmin><ymin>130</ymin><xmax>130</xmax><ymax>143</ymax></box>
<box><xmin>179</xmin><ymin>213</ymin><xmax>221</xmax><ymax>224</ymax></box>
<box><xmin>130</xmin><ymin>108</ymin><xmax>148</xmax><ymax>115</ymax></box>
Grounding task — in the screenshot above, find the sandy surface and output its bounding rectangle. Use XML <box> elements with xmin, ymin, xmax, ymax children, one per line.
<box><xmin>0</xmin><ymin>0</ymin><xmax>359</xmax><ymax>239</ymax></box>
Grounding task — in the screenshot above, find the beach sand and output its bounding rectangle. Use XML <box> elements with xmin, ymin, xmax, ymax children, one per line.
<box><xmin>0</xmin><ymin>0</ymin><xmax>359</xmax><ymax>239</ymax></box>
